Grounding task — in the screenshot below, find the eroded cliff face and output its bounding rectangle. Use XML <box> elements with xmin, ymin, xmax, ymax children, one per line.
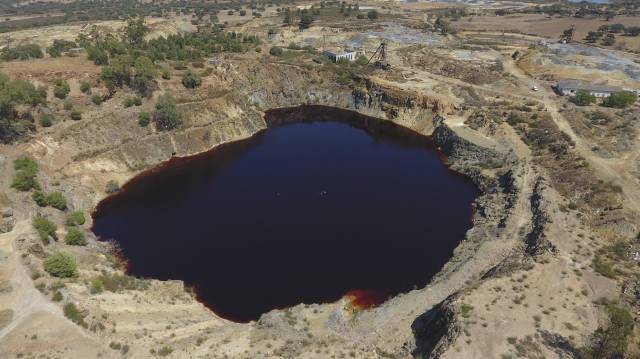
<box><xmin>30</xmin><ymin>62</ymin><xmax>451</xmax><ymax>219</ymax></box>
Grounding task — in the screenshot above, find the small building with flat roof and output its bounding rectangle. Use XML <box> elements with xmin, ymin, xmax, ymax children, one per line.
<box><xmin>322</xmin><ymin>49</ymin><xmax>357</xmax><ymax>63</ymax></box>
<box><xmin>555</xmin><ymin>79</ymin><xmax>623</xmax><ymax>98</ymax></box>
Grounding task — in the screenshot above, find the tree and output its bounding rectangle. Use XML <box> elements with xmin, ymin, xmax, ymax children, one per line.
<box><xmin>624</xmin><ymin>26</ymin><xmax>640</xmax><ymax>37</ymax></box>
<box><xmin>585</xmin><ymin>31</ymin><xmax>602</xmax><ymax>43</ymax></box>
<box><xmin>65</xmin><ymin>228</ymin><xmax>87</xmax><ymax>246</ymax></box>
<box><xmin>101</xmin><ymin>55</ymin><xmax>133</xmax><ymax>92</ymax></box>
<box><xmin>181</xmin><ymin>70</ymin><xmax>202</xmax><ymax>88</ymax></box>
<box><xmin>153</xmin><ymin>94</ymin><xmax>181</xmax><ymax>131</ymax></box>
<box><xmin>132</xmin><ymin>56</ymin><xmax>157</xmax><ymax>96</ymax></box>
<box><xmin>299</xmin><ymin>11</ymin><xmax>314</xmax><ymax>30</ymax></box>
<box><xmin>124</xmin><ymin>16</ymin><xmax>149</xmax><ymax>46</ymax></box>
<box><xmin>602</xmin><ymin>33</ymin><xmax>616</xmax><ymax>46</ymax></box>
<box><xmin>367</xmin><ymin>10</ymin><xmax>378</xmax><ymax>20</ymax></box>
<box><xmin>602</xmin><ymin>91</ymin><xmax>637</xmax><ymax>108</ymax></box>
<box><xmin>608</xmin><ymin>23</ymin><xmax>625</xmax><ymax>33</ymax></box>
<box><xmin>269</xmin><ymin>46</ymin><xmax>283</xmax><ymax>56</ymax></box>
<box><xmin>571</xmin><ymin>90</ymin><xmax>596</xmax><ymax>106</ymax></box>
<box><xmin>583</xmin><ymin>304</ymin><xmax>633</xmax><ymax>359</ymax></box>
<box><xmin>44</xmin><ymin>252</ymin><xmax>78</xmax><ymax>278</ymax></box>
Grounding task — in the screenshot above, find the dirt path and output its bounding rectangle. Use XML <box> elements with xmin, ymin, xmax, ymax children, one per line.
<box><xmin>0</xmin><ymin>221</ymin><xmax>62</xmax><ymax>341</ymax></box>
<box><xmin>503</xmin><ymin>57</ymin><xmax>640</xmax><ymax>214</ymax></box>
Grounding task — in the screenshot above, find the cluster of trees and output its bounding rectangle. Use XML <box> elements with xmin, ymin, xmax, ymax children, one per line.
<box><xmin>78</xmin><ymin>17</ymin><xmax>257</xmax><ymax>98</ymax></box>
<box><xmin>585</xmin><ymin>23</ymin><xmax>640</xmax><ymax>45</ymax></box>
<box><xmin>282</xmin><ymin>7</ymin><xmax>316</xmax><ymax>30</ymax></box>
<box><xmin>0</xmin><ymin>44</ymin><xmax>43</xmax><ymax>61</ymax></box>
<box><xmin>602</xmin><ymin>91</ymin><xmax>637</xmax><ymax>108</ymax></box>
<box><xmin>0</xmin><ymin>0</ymin><xmax>291</xmax><ymax>32</ymax></box>
<box><xmin>581</xmin><ymin>304</ymin><xmax>633</xmax><ymax>359</ymax></box>
<box><xmin>572</xmin><ymin>90</ymin><xmax>637</xmax><ymax>108</ymax></box>
<box><xmin>47</xmin><ymin>39</ymin><xmax>77</xmax><ymax>58</ymax></box>
<box><xmin>0</xmin><ymin>75</ymin><xmax>47</xmax><ymax>143</ymax></box>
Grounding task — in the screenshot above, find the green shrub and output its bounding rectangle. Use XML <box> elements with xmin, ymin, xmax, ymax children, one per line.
<box><xmin>157</xmin><ymin>346</ymin><xmax>173</xmax><ymax>357</ymax></box>
<box><xmin>44</xmin><ymin>252</ymin><xmax>77</xmax><ymax>278</ymax></box>
<box><xmin>287</xmin><ymin>42</ymin><xmax>301</xmax><ymax>50</ymax></box>
<box><xmin>66</xmin><ymin>210</ymin><xmax>85</xmax><ymax>226</ymax></box>
<box><xmin>92</xmin><ymin>273</ymin><xmax>147</xmax><ymax>292</ymax></box>
<box><xmin>51</xmin><ymin>290</ymin><xmax>63</xmax><ymax>302</ymax></box>
<box><xmin>105</xmin><ymin>180</ymin><xmax>120</xmax><ymax>194</ymax></box>
<box><xmin>581</xmin><ymin>304</ymin><xmax>633</xmax><ymax>358</ymax></box>
<box><xmin>32</xmin><ymin>216</ymin><xmax>57</xmax><ymax>244</ymax></box>
<box><xmin>14</xmin><ymin>156</ymin><xmax>38</xmax><ymax>173</ymax></box>
<box><xmin>91</xmin><ymin>94</ymin><xmax>102</xmax><ymax>105</ymax></box>
<box><xmin>181</xmin><ymin>70</ymin><xmax>201</xmax><ymax>89</ymax></box>
<box><xmin>138</xmin><ymin>111</ymin><xmax>151</xmax><ymax>127</ymax></box>
<box><xmin>63</xmin><ymin>302</ymin><xmax>87</xmax><ymax>328</ymax></box>
<box><xmin>161</xmin><ymin>69</ymin><xmax>171</xmax><ymax>80</ymax></box>
<box><xmin>173</xmin><ymin>61</ymin><xmax>187</xmax><ymax>70</ymax></box>
<box><xmin>367</xmin><ymin>10</ymin><xmax>379</xmax><ymax>20</ymax></box>
<box><xmin>32</xmin><ymin>190</ymin><xmax>47</xmax><ymax>206</ymax></box>
<box><xmin>153</xmin><ymin>94</ymin><xmax>181</xmax><ymax>131</ymax></box>
<box><xmin>593</xmin><ymin>255</ymin><xmax>616</xmax><ymax>278</ymax></box>
<box><xmin>90</xmin><ymin>277</ymin><xmax>104</xmax><ymax>294</ymax></box>
<box><xmin>269</xmin><ymin>46</ymin><xmax>283</xmax><ymax>56</ymax></box>
<box><xmin>571</xmin><ymin>90</ymin><xmax>595</xmax><ymax>106</ymax></box>
<box><xmin>12</xmin><ymin>171</ymin><xmax>39</xmax><ymax>191</ymax></box>
<box><xmin>0</xmin><ymin>44</ymin><xmax>43</xmax><ymax>61</ymax></box>
<box><xmin>79</xmin><ymin>81</ymin><xmax>91</xmax><ymax>94</ymax></box>
<box><xmin>124</xmin><ymin>96</ymin><xmax>142</xmax><ymax>107</ymax></box>
<box><xmin>63</xmin><ymin>100</ymin><xmax>73</xmax><ymax>111</ymax></box>
<box><xmin>53</xmin><ymin>79</ymin><xmax>70</xmax><ymax>99</ymax></box>
<box><xmin>336</xmin><ymin>72</ymin><xmax>352</xmax><ymax>86</ymax></box>
<box><xmin>12</xmin><ymin>156</ymin><xmax>40</xmax><ymax>191</ymax></box>
<box><xmin>355</xmin><ymin>55</ymin><xmax>369</xmax><ymax>66</ymax></box>
<box><xmin>70</xmin><ymin>110</ymin><xmax>82</xmax><ymax>121</ymax></box>
<box><xmin>45</xmin><ymin>191</ymin><xmax>67</xmax><ymax>210</ymax></box>
<box><xmin>39</xmin><ymin>114</ymin><xmax>53</xmax><ymax>127</ymax></box>
<box><xmin>602</xmin><ymin>91</ymin><xmax>637</xmax><ymax>109</ymax></box>
<box><xmin>65</xmin><ymin>228</ymin><xmax>87</xmax><ymax>246</ymax></box>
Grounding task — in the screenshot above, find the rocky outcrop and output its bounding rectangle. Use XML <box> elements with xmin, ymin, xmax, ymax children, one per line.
<box><xmin>525</xmin><ymin>177</ymin><xmax>556</xmax><ymax>256</ymax></box>
<box><xmin>411</xmin><ymin>295</ymin><xmax>460</xmax><ymax>359</ymax></box>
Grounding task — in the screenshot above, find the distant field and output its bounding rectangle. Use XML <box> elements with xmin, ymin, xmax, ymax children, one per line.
<box><xmin>453</xmin><ymin>14</ymin><xmax>640</xmax><ymax>52</ymax></box>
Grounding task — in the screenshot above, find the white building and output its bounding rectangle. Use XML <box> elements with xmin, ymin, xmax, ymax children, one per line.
<box><xmin>555</xmin><ymin>79</ymin><xmax>623</xmax><ymax>98</ymax></box>
<box><xmin>322</xmin><ymin>49</ymin><xmax>357</xmax><ymax>63</ymax></box>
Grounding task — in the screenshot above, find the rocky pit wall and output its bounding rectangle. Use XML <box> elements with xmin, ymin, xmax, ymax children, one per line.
<box><xmin>0</xmin><ymin>63</ymin><xmax>570</xmax><ymax>358</ymax></box>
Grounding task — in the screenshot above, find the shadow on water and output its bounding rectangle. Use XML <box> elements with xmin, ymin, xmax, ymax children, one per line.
<box><xmin>93</xmin><ymin>106</ymin><xmax>479</xmax><ymax>322</ymax></box>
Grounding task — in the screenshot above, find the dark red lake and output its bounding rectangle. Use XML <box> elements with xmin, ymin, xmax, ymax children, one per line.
<box><xmin>93</xmin><ymin>111</ymin><xmax>478</xmax><ymax>322</ymax></box>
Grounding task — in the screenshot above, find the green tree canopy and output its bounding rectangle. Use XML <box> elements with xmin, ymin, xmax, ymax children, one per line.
<box><xmin>603</xmin><ymin>91</ymin><xmax>637</xmax><ymax>108</ymax></box>
<box><xmin>44</xmin><ymin>252</ymin><xmax>78</xmax><ymax>278</ymax></box>
<box><xmin>153</xmin><ymin>94</ymin><xmax>181</xmax><ymax>131</ymax></box>
<box><xmin>571</xmin><ymin>90</ymin><xmax>596</xmax><ymax>106</ymax></box>
<box><xmin>124</xmin><ymin>16</ymin><xmax>149</xmax><ymax>46</ymax></box>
